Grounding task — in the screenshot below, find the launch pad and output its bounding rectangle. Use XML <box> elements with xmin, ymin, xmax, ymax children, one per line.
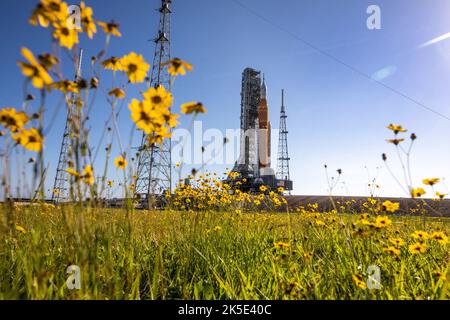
<box><xmin>227</xmin><ymin>68</ymin><xmax>293</xmax><ymax>193</ymax></box>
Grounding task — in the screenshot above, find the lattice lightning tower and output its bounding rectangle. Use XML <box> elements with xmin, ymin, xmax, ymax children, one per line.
<box><xmin>52</xmin><ymin>49</ymin><xmax>83</xmax><ymax>203</ymax></box>
<box><xmin>276</xmin><ymin>89</ymin><xmax>291</xmax><ymax>184</ymax></box>
<box><xmin>135</xmin><ymin>0</ymin><xmax>173</xmax><ymax>199</ymax></box>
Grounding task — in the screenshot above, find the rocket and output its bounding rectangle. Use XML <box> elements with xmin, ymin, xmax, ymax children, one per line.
<box><xmin>258</xmin><ymin>77</ymin><xmax>271</xmax><ymax>170</ymax></box>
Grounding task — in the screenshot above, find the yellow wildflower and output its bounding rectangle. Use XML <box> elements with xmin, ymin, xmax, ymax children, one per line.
<box><xmin>66</xmin><ymin>167</ymin><xmax>80</xmax><ymax>178</ymax></box>
<box><xmin>382</xmin><ymin>200</ymin><xmax>399</xmax><ymax>213</ymax></box>
<box><xmin>12</xmin><ymin>128</ymin><xmax>43</xmax><ymax>152</ymax></box>
<box><xmin>273</xmin><ymin>242</ymin><xmax>290</xmax><ymax>249</ymax></box>
<box><xmin>114</xmin><ymin>156</ymin><xmax>128</xmax><ymax>170</ymax></box>
<box><xmin>383</xmin><ymin>246</ymin><xmax>400</xmax><ymax>256</ymax></box>
<box><xmin>409</xmin><ymin>242</ymin><xmax>427</xmax><ymax>254</ymax></box>
<box><xmin>411</xmin><ymin>188</ymin><xmax>426</xmax><ymax>198</ymax></box>
<box><xmin>375</xmin><ymin>216</ymin><xmax>392</xmax><ymax>228</ymax></box>
<box><xmin>422</xmin><ymin>178</ymin><xmax>440</xmax><ymax>186</ymax></box>
<box><xmin>38</xmin><ymin>53</ymin><xmax>59</xmax><ymax>71</ymax></box>
<box><xmin>53</xmin><ymin>21</ymin><xmax>79</xmax><ymax>49</ymax></box>
<box><xmin>102</xmin><ymin>57</ymin><xmax>122</xmax><ymax>71</ymax></box>
<box><xmin>29</xmin><ymin>0</ymin><xmax>68</xmax><ymax>27</ymax></box>
<box><xmin>180</xmin><ymin>102</ymin><xmax>206</xmax><ymax>115</ymax></box>
<box><xmin>82</xmin><ymin>165</ymin><xmax>94</xmax><ymax>185</ymax></box>
<box><xmin>18</xmin><ymin>47</ymin><xmax>53</xmax><ymax>89</ymax></box>
<box><xmin>52</xmin><ymin>80</ymin><xmax>79</xmax><ymax>93</ymax></box>
<box><xmin>430</xmin><ymin>232</ymin><xmax>448</xmax><ymax>245</ymax></box>
<box><xmin>97</xmin><ymin>20</ymin><xmax>121</xmax><ymax>37</ymax></box>
<box><xmin>387</xmin><ymin>124</ymin><xmax>407</xmax><ymax>134</ymax></box>
<box><xmin>0</xmin><ymin>108</ymin><xmax>29</xmax><ymax>132</ymax></box>
<box><xmin>119</xmin><ymin>52</ymin><xmax>149</xmax><ymax>83</ymax></box>
<box><xmin>143</xmin><ymin>85</ymin><xmax>173</xmax><ymax>109</ymax></box>
<box><xmin>411</xmin><ymin>230</ymin><xmax>429</xmax><ymax>241</ymax></box>
<box><xmin>389</xmin><ymin>238</ymin><xmax>405</xmax><ymax>247</ymax></box>
<box><xmin>80</xmin><ymin>2</ymin><xmax>96</xmax><ymax>38</ymax></box>
<box><xmin>352</xmin><ymin>275</ymin><xmax>367</xmax><ymax>289</ymax></box>
<box><xmin>108</xmin><ymin>88</ymin><xmax>125</xmax><ymax>99</ymax></box>
<box><xmin>436</xmin><ymin>192</ymin><xmax>447</xmax><ymax>199</ymax></box>
<box><xmin>15</xmin><ymin>225</ymin><xmax>27</xmax><ymax>234</ymax></box>
<box><xmin>387</xmin><ymin>138</ymin><xmax>405</xmax><ymax>145</ymax></box>
<box><xmin>162</xmin><ymin>57</ymin><xmax>193</xmax><ymax>76</ymax></box>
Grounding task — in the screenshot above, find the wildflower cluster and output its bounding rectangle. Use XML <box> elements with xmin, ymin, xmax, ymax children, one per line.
<box><xmin>169</xmin><ymin>172</ymin><xmax>287</xmax><ymax>212</ymax></box>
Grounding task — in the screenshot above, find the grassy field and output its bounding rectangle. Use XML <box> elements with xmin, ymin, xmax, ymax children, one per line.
<box><xmin>0</xmin><ymin>204</ymin><xmax>449</xmax><ymax>300</ymax></box>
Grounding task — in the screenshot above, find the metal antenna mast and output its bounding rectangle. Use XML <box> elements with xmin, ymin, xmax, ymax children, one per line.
<box><xmin>52</xmin><ymin>49</ymin><xmax>83</xmax><ymax>203</ymax></box>
<box><xmin>135</xmin><ymin>0</ymin><xmax>172</xmax><ymax>201</ymax></box>
<box><xmin>276</xmin><ymin>89</ymin><xmax>291</xmax><ymax>188</ymax></box>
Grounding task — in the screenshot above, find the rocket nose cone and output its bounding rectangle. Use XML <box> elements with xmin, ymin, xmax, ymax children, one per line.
<box><xmin>261</xmin><ymin>75</ymin><xmax>267</xmax><ymax>100</ymax></box>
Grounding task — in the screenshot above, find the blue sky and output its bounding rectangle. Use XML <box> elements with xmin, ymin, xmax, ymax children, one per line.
<box><xmin>1</xmin><ymin>0</ymin><xmax>450</xmax><ymax>198</ymax></box>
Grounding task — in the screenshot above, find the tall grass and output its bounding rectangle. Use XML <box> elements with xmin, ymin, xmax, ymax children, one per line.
<box><xmin>1</xmin><ymin>204</ymin><xmax>448</xmax><ymax>300</ymax></box>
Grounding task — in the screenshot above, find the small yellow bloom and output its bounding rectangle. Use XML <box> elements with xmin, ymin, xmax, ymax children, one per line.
<box><xmin>108</xmin><ymin>88</ymin><xmax>125</xmax><ymax>99</ymax></box>
<box><xmin>436</xmin><ymin>192</ymin><xmax>447</xmax><ymax>199</ymax></box>
<box><xmin>389</xmin><ymin>238</ymin><xmax>405</xmax><ymax>247</ymax></box>
<box><xmin>114</xmin><ymin>156</ymin><xmax>128</xmax><ymax>170</ymax></box>
<box><xmin>82</xmin><ymin>165</ymin><xmax>94</xmax><ymax>185</ymax></box>
<box><xmin>409</xmin><ymin>242</ymin><xmax>427</xmax><ymax>254</ymax></box>
<box><xmin>213</xmin><ymin>226</ymin><xmax>222</xmax><ymax>232</ymax></box>
<box><xmin>382</xmin><ymin>200</ymin><xmax>400</xmax><ymax>213</ymax></box>
<box><xmin>18</xmin><ymin>47</ymin><xmax>53</xmax><ymax>89</ymax></box>
<box><xmin>387</xmin><ymin>124</ymin><xmax>407</xmax><ymax>134</ymax></box>
<box><xmin>12</xmin><ymin>128</ymin><xmax>43</xmax><ymax>152</ymax></box>
<box><xmin>383</xmin><ymin>246</ymin><xmax>400</xmax><ymax>256</ymax></box>
<box><xmin>119</xmin><ymin>52</ymin><xmax>149</xmax><ymax>83</ymax></box>
<box><xmin>273</xmin><ymin>242</ymin><xmax>290</xmax><ymax>249</ymax></box>
<box><xmin>161</xmin><ymin>57</ymin><xmax>193</xmax><ymax>76</ymax></box>
<box><xmin>0</xmin><ymin>108</ymin><xmax>29</xmax><ymax>132</ymax></box>
<box><xmin>352</xmin><ymin>275</ymin><xmax>367</xmax><ymax>289</ymax></box>
<box><xmin>80</xmin><ymin>2</ymin><xmax>96</xmax><ymax>39</ymax></box>
<box><xmin>411</xmin><ymin>230</ymin><xmax>429</xmax><ymax>241</ymax></box>
<box><xmin>29</xmin><ymin>0</ymin><xmax>69</xmax><ymax>28</ymax></box>
<box><xmin>411</xmin><ymin>188</ymin><xmax>426</xmax><ymax>198</ymax></box>
<box><xmin>52</xmin><ymin>80</ymin><xmax>79</xmax><ymax>93</ymax></box>
<box><xmin>107</xmin><ymin>180</ymin><xmax>113</xmax><ymax>187</ymax></box>
<box><xmin>102</xmin><ymin>56</ymin><xmax>122</xmax><ymax>71</ymax></box>
<box><xmin>15</xmin><ymin>225</ymin><xmax>27</xmax><ymax>234</ymax></box>
<box><xmin>422</xmin><ymin>178</ymin><xmax>440</xmax><ymax>186</ymax></box>
<box><xmin>38</xmin><ymin>53</ymin><xmax>59</xmax><ymax>71</ymax></box>
<box><xmin>259</xmin><ymin>185</ymin><xmax>268</xmax><ymax>192</ymax></box>
<box><xmin>316</xmin><ymin>220</ymin><xmax>325</xmax><ymax>226</ymax></box>
<box><xmin>303</xmin><ymin>252</ymin><xmax>313</xmax><ymax>260</ymax></box>
<box><xmin>387</xmin><ymin>138</ymin><xmax>405</xmax><ymax>145</ymax></box>
<box><xmin>52</xmin><ymin>21</ymin><xmax>79</xmax><ymax>49</ymax></box>
<box><xmin>128</xmin><ymin>99</ymin><xmax>153</xmax><ymax>133</ymax></box>
<box><xmin>97</xmin><ymin>20</ymin><xmax>122</xmax><ymax>37</ymax></box>
<box><xmin>143</xmin><ymin>85</ymin><xmax>173</xmax><ymax>109</ymax></box>
<box><xmin>375</xmin><ymin>216</ymin><xmax>392</xmax><ymax>228</ymax></box>
<box><xmin>66</xmin><ymin>167</ymin><xmax>80</xmax><ymax>178</ymax></box>
<box><xmin>180</xmin><ymin>102</ymin><xmax>206</xmax><ymax>115</ymax></box>
<box><xmin>430</xmin><ymin>232</ymin><xmax>448</xmax><ymax>245</ymax></box>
